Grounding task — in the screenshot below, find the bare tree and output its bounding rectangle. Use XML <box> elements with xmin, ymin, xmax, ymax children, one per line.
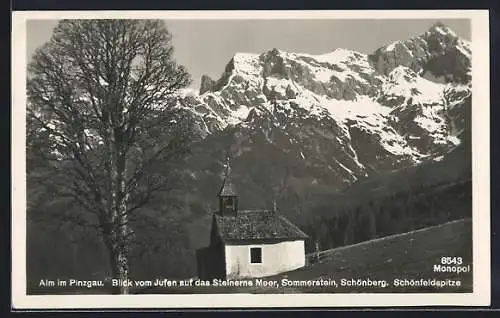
<box><xmin>27</xmin><ymin>19</ymin><xmax>192</xmax><ymax>294</ymax></box>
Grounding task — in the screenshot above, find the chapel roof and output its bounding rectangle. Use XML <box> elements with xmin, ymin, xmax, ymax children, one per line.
<box><xmin>214</xmin><ymin>210</ymin><xmax>309</xmax><ymax>242</ymax></box>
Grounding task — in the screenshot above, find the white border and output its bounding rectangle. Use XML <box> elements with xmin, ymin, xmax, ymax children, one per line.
<box><xmin>11</xmin><ymin>10</ymin><xmax>490</xmax><ymax>309</ymax></box>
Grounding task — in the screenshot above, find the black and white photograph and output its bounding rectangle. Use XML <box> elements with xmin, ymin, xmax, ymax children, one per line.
<box><xmin>11</xmin><ymin>10</ymin><xmax>490</xmax><ymax>308</ymax></box>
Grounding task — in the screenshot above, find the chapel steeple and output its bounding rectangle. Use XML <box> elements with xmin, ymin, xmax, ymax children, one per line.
<box><xmin>218</xmin><ymin>156</ymin><xmax>238</xmax><ymax>216</ymax></box>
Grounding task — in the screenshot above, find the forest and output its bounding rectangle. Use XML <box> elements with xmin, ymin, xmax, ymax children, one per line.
<box><xmin>301</xmin><ymin>178</ymin><xmax>472</xmax><ymax>254</ymax></box>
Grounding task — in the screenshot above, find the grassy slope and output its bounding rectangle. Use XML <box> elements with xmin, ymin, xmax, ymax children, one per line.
<box><xmin>271</xmin><ymin>218</ymin><xmax>473</xmax><ymax>293</ymax></box>
<box><xmin>142</xmin><ymin>218</ymin><xmax>472</xmax><ymax>294</ymax></box>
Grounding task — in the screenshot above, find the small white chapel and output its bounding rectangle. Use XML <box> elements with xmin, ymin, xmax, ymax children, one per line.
<box><xmin>196</xmin><ymin>158</ymin><xmax>308</xmax><ymax>279</ymax></box>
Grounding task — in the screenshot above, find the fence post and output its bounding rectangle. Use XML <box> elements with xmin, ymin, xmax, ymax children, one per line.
<box><xmin>315</xmin><ymin>240</ymin><xmax>320</xmax><ymax>263</ymax></box>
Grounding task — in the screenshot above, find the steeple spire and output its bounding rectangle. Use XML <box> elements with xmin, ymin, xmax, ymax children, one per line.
<box><xmin>217</xmin><ymin>155</ymin><xmax>238</xmax><ymax>216</ymax></box>
<box><xmin>218</xmin><ymin>155</ymin><xmax>236</xmax><ymax>197</ymax></box>
<box><xmin>224</xmin><ymin>155</ymin><xmax>231</xmax><ymax>177</ymax></box>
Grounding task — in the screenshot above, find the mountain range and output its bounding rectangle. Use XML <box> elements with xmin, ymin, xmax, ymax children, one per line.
<box><xmin>162</xmin><ymin>22</ymin><xmax>471</xmax><ymax>224</ymax></box>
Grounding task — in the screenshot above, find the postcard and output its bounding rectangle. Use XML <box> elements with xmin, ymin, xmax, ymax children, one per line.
<box><xmin>11</xmin><ymin>9</ymin><xmax>490</xmax><ymax>309</ymax></box>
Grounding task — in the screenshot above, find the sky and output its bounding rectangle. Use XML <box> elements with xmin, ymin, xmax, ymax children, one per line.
<box><xmin>26</xmin><ymin>19</ymin><xmax>470</xmax><ymax>91</ymax></box>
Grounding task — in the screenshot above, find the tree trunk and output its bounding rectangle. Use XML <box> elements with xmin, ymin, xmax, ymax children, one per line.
<box><xmin>109</xmin><ymin>244</ymin><xmax>130</xmax><ymax>295</ymax></box>
<box><xmin>104</xmin><ymin>205</ymin><xmax>131</xmax><ymax>295</ymax></box>
<box><xmin>107</xmin><ymin>194</ymin><xmax>131</xmax><ymax>295</ymax></box>
<box><xmin>103</xmin><ymin>168</ymin><xmax>132</xmax><ymax>294</ymax></box>
<box><xmin>104</xmin><ymin>125</ymin><xmax>132</xmax><ymax>295</ymax></box>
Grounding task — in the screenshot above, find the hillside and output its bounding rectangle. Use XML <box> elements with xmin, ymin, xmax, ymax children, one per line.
<box><xmin>275</xmin><ymin>218</ymin><xmax>472</xmax><ymax>293</ymax></box>
<box><xmin>141</xmin><ymin>218</ymin><xmax>472</xmax><ymax>294</ymax></box>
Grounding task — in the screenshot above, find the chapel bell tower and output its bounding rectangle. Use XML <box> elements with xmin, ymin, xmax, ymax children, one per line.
<box><xmin>218</xmin><ymin>156</ymin><xmax>238</xmax><ymax>216</ymax></box>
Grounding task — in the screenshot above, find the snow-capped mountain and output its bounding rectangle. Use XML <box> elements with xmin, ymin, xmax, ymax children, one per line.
<box><xmin>370</xmin><ymin>21</ymin><xmax>471</xmax><ymax>83</ymax></box>
<box><xmin>167</xmin><ymin>22</ymin><xmax>471</xmax><ymax>216</ymax></box>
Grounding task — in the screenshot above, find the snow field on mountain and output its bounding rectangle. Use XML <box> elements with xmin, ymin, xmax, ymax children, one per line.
<box><xmin>168</xmin><ymin>22</ymin><xmax>471</xmax><ymax>175</ymax></box>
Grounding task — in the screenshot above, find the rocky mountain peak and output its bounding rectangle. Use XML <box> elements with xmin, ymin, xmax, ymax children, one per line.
<box><xmin>427</xmin><ymin>21</ymin><xmax>459</xmax><ymax>38</ymax></box>
<box><xmin>369</xmin><ymin>23</ymin><xmax>470</xmax><ymax>84</ymax></box>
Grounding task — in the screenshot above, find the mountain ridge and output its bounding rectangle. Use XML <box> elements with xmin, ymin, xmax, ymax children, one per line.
<box><xmin>170</xmin><ymin>22</ymin><xmax>470</xmax><ymax>192</ymax></box>
<box><xmin>156</xmin><ymin>24</ymin><xmax>472</xmax><ymax>224</ymax></box>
